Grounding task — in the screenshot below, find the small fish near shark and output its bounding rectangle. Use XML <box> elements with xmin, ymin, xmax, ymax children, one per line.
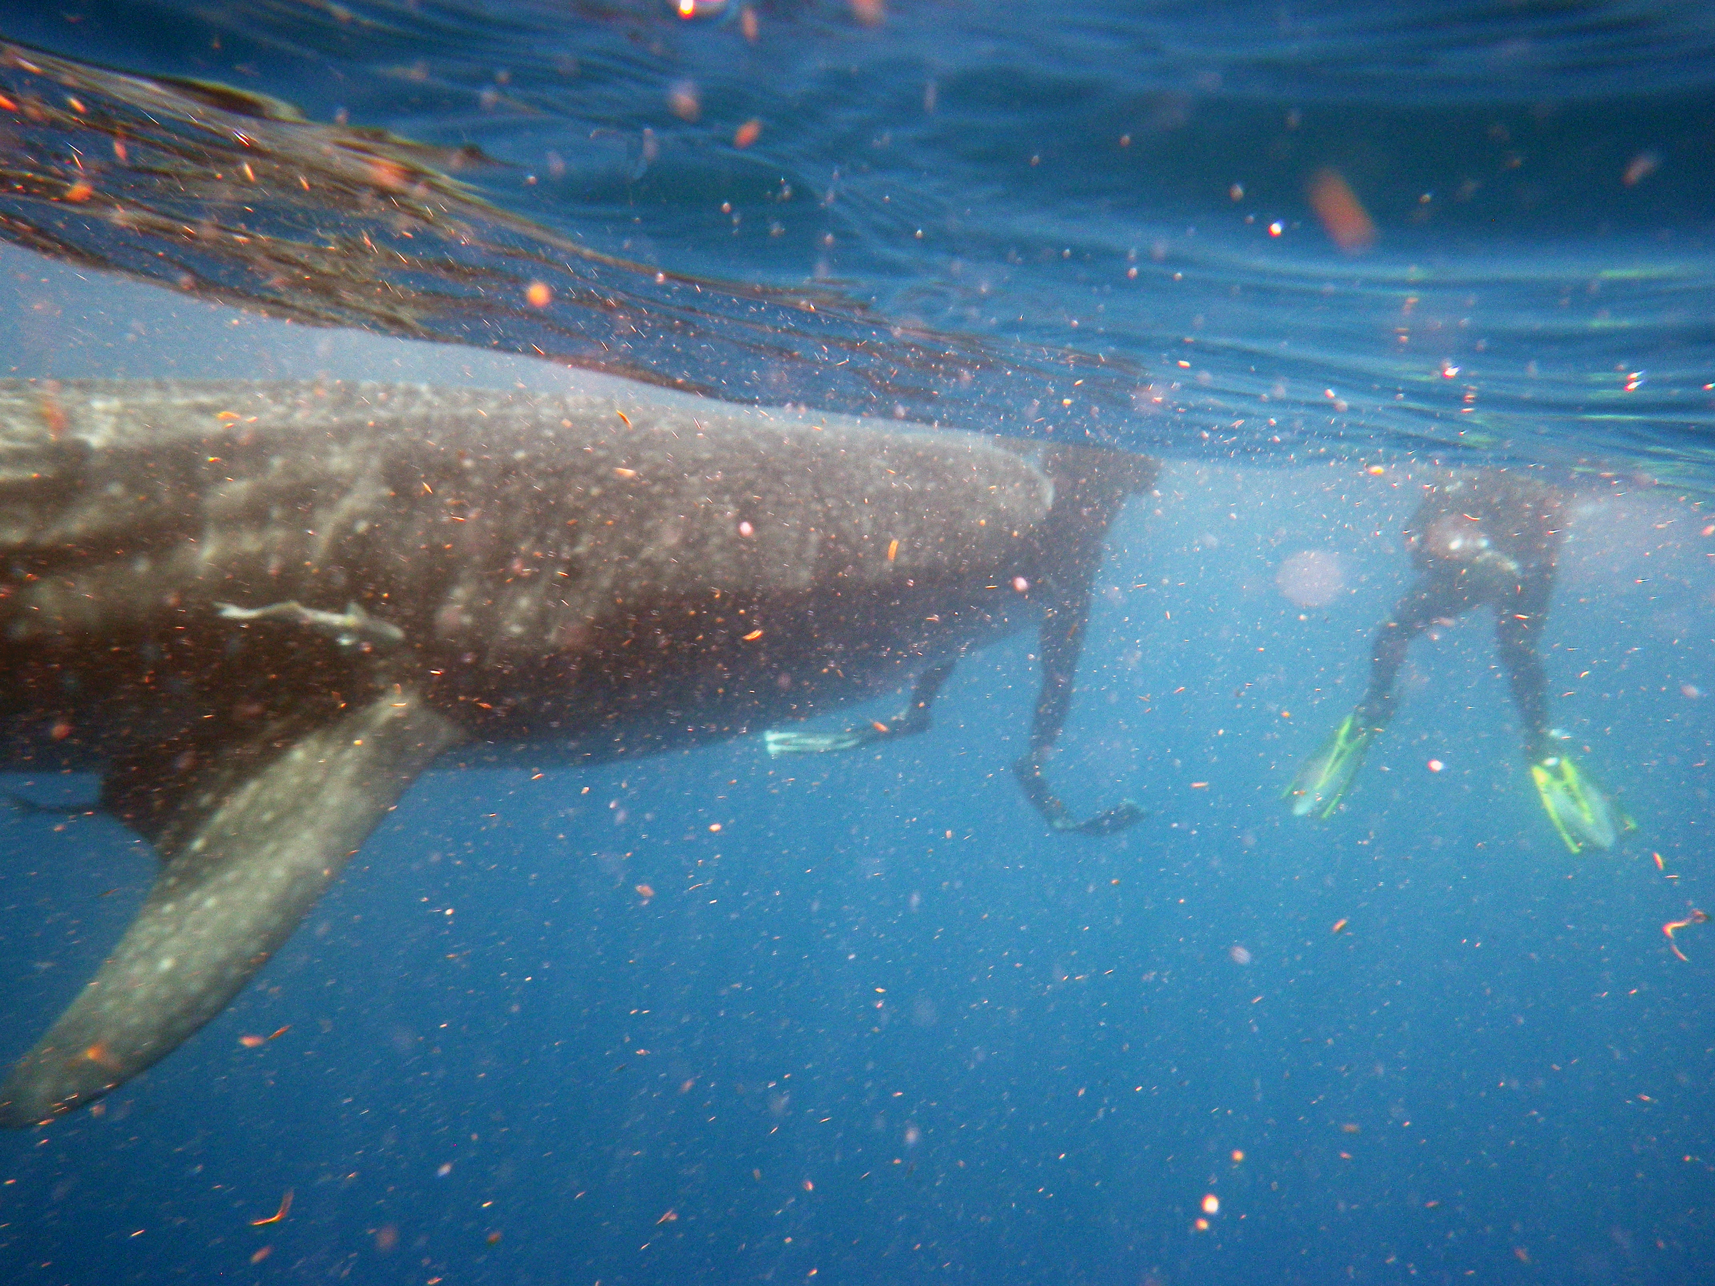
<box><xmin>0</xmin><ymin>377</ymin><xmax>1156</xmax><ymax>1127</ymax></box>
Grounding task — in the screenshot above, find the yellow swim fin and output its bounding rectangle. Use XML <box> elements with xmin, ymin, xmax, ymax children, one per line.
<box><xmin>1530</xmin><ymin>753</ymin><xmax>1629</xmax><ymax>853</ymax></box>
<box><xmin>1284</xmin><ymin>710</ymin><xmax>1375</xmax><ymax>820</ymax></box>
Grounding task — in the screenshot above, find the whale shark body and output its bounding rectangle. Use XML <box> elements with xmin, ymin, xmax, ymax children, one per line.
<box><xmin>0</xmin><ymin>378</ymin><xmax>1154</xmax><ymax>1126</ymax></box>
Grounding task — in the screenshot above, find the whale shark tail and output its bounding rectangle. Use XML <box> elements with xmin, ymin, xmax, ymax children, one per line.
<box><xmin>0</xmin><ymin>689</ymin><xmax>459</xmax><ymax>1128</ymax></box>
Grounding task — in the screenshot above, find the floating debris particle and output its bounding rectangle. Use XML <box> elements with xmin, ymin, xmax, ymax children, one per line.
<box><xmin>1307</xmin><ymin>167</ymin><xmax>1376</xmax><ymax>252</ymax></box>
<box><xmin>1622</xmin><ymin>151</ymin><xmax>1660</xmax><ymax>186</ymax></box>
<box><xmin>250</xmin><ymin>1189</ymin><xmax>293</xmax><ymax>1226</ymax></box>
<box><xmin>1663</xmin><ymin>909</ymin><xmax>1709</xmax><ymax>962</ymax></box>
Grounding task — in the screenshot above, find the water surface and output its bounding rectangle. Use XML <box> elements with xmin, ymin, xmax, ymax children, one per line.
<box><xmin>0</xmin><ymin>4</ymin><xmax>1711</xmax><ymax>1284</ymax></box>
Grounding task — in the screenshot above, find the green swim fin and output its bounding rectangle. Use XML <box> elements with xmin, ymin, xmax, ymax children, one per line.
<box><xmin>763</xmin><ymin>727</ymin><xmax>875</xmax><ymax>756</ymax></box>
<box><xmin>1284</xmin><ymin>710</ymin><xmax>1375</xmax><ymax>820</ymax></box>
<box><xmin>1530</xmin><ymin>753</ymin><xmax>1629</xmax><ymax>853</ymax></box>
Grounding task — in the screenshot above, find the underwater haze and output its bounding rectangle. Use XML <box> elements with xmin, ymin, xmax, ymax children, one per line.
<box><xmin>0</xmin><ymin>3</ymin><xmax>1712</xmax><ymax>1284</ymax></box>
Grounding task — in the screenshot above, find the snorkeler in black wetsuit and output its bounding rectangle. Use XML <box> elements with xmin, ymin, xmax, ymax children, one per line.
<box><xmin>1285</xmin><ymin>472</ymin><xmax>1625</xmax><ymax>851</ymax></box>
<box><xmin>1365</xmin><ymin>473</ymin><xmax>1562</xmax><ymax>754</ymax></box>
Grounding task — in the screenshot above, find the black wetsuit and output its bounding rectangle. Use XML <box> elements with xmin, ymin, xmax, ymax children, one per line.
<box><xmin>1358</xmin><ymin>473</ymin><xmax>1566</xmax><ymax>760</ymax></box>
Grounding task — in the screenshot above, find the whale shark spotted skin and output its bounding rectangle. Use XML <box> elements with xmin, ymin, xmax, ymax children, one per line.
<box><xmin>0</xmin><ymin>378</ymin><xmax>1154</xmax><ymax>1126</ymax></box>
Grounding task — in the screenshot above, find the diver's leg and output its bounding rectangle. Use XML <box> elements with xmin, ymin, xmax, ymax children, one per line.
<box><xmin>1495</xmin><ymin>623</ymin><xmax>1549</xmax><ymax>755</ymax></box>
<box><xmin>764</xmin><ymin>661</ymin><xmax>956</xmax><ymax>756</ymax></box>
<box><xmin>1359</xmin><ymin>582</ymin><xmax>1443</xmax><ymax>727</ymax></box>
<box><xmin>1494</xmin><ymin>574</ymin><xmax>1553</xmax><ymax>758</ymax></box>
<box><xmin>1501</xmin><ymin>570</ymin><xmax>1625</xmax><ymax>849</ymax></box>
<box><xmin>1010</xmin><ymin>587</ymin><xmax>1143</xmax><ymax>836</ymax></box>
<box><xmin>1285</xmin><ymin>579</ymin><xmax>1449</xmax><ymax>819</ymax></box>
<box><xmin>887</xmin><ymin>660</ymin><xmax>956</xmax><ymax>737</ymax></box>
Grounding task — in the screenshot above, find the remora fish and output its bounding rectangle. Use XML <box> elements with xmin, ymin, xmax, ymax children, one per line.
<box><xmin>0</xmin><ymin>378</ymin><xmax>1154</xmax><ymax>1126</ymax></box>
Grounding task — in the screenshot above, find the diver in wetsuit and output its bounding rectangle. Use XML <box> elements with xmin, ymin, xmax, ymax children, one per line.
<box><xmin>1285</xmin><ymin>471</ymin><xmax>1624</xmax><ymax>851</ymax></box>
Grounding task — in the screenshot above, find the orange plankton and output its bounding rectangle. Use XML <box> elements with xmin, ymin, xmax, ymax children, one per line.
<box><xmin>1306</xmin><ymin>168</ymin><xmax>1376</xmax><ymax>252</ymax></box>
<box><xmin>251</xmin><ymin>1189</ymin><xmax>293</xmax><ymax>1226</ymax></box>
<box><xmin>1663</xmin><ymin>909</ymin><xmax>1709</xmax><ymax>962</ymax></box>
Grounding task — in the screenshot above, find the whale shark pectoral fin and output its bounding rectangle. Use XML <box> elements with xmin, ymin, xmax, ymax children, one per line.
<box><xmin>0</xmin><ymin>687</ymin><xmax>460</xmax><ymax>1128</ymax></box>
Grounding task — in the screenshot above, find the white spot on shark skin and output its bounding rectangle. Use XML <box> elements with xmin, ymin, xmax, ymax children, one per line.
<box><xmin>157</xmin><ymin>957</ymin><xmax>176</xmax><ymax>972</ymax></box>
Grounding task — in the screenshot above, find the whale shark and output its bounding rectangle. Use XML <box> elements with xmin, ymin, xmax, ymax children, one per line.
<box><xmin>0</xmin><ymin>377</ymin><xmax>1155</xmax><ymax>1126</ymax></box>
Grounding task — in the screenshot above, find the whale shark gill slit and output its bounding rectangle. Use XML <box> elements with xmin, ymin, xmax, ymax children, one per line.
<box><xmin>0</xmin><ymin>378</ymin><xmax>1155</xmax><ymax>1124</ymax></box>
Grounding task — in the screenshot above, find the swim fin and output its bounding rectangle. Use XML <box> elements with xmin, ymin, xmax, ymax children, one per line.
<box><xmin>1284</xmin><ymin>710</ymin><xmax>1376</xmax><ymax>820</ymax></box>
<box><xmin>764</xmin><ymin>727</ymin><xmax>875</xmax><ymax>756</ymax></box>
<box><xmin>1530</xmin><ymin>753</ymin><xmax>1629</xmax><ymax>853</ymax></box>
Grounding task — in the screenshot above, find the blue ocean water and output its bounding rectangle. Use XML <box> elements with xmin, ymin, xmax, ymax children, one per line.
<box><xmin>0</xmin><ymin>3</ymin><xmax>1711</xmax><ymax>1284</ymax></box>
